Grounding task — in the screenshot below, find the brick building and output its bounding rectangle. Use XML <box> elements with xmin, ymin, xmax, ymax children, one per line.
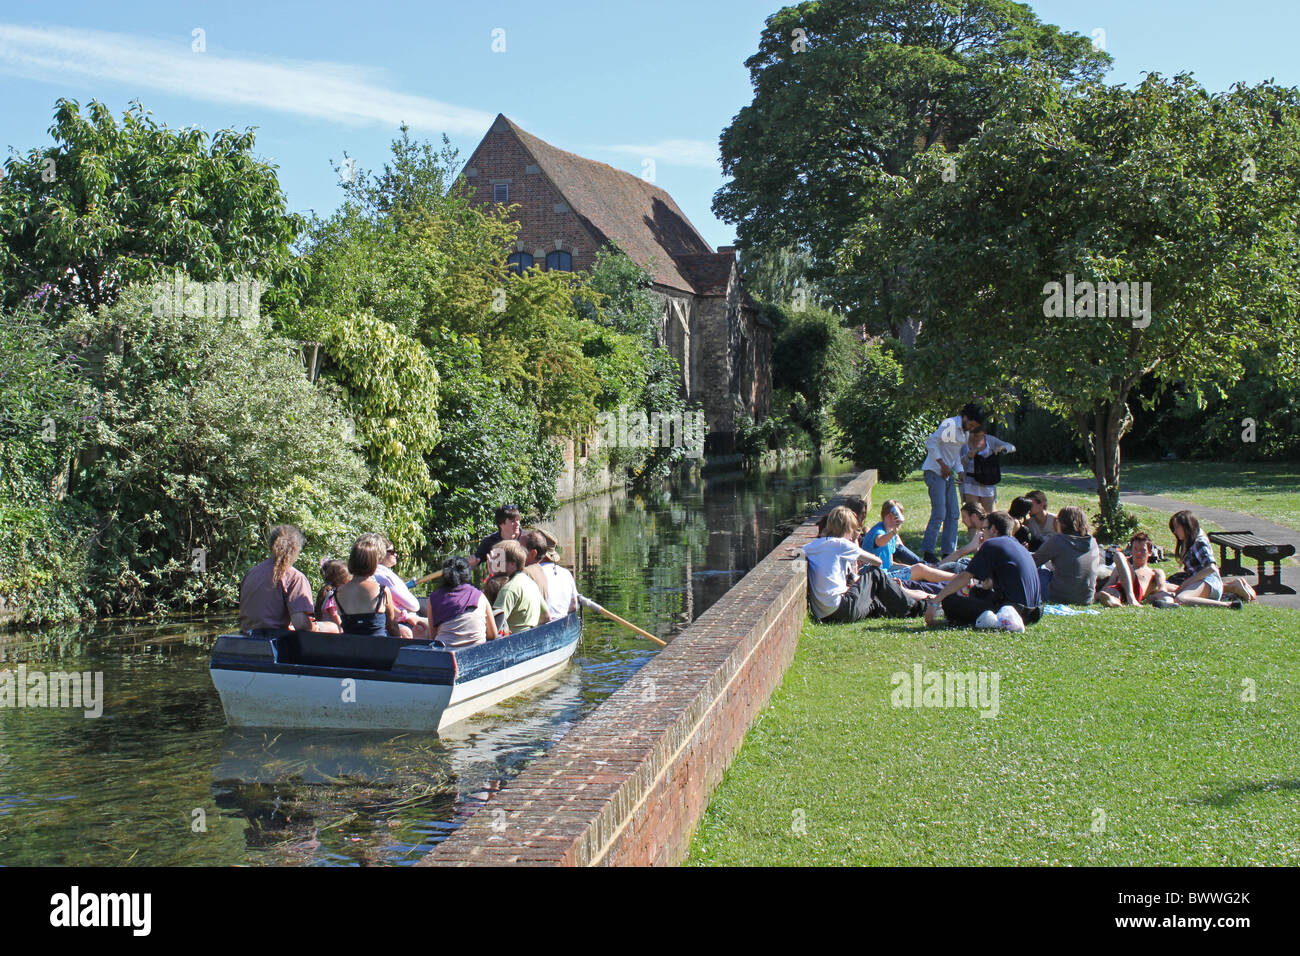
<box><xmin>460</xmin><ymin>114</ymin><xmax>771</xmax><ymax>455</ymax></box>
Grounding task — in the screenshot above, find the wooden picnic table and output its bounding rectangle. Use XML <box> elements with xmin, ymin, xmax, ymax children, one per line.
<box><xmin>1207</xmin><ymin>531</ymin><xmax>1296</xmax><ymax>596</ymax></box>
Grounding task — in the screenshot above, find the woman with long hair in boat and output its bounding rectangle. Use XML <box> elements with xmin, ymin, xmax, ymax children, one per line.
<box><xmin>238</xmin><ymin>524</ymin><xmax>317</xmax><ymax>635</ymax></box>
<box><xmin>334</xmin><ymin>533</ymin><xmax>405</xmax><ymax>637</ymax></box>
<box><xmin>428</xmin><ymin>556</ymin><xmax>500</xmax><ymax>646</ymax></box>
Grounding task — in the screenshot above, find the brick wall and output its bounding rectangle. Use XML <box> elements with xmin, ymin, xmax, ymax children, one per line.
<box><xmin>418</xmin><ymin>468</ymin><xmax>878</xmax><ymax>866</ymax></box>
<box><xmin>462</xmin><ymin>120</ymin><xmax>598</xmax><ymax>269</ymax></box>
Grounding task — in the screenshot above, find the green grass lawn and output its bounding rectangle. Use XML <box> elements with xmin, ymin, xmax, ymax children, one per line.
<box><xmin>685</xmin><ymin>607</ymin><xmax>1300</xmax><ymax>865</ymax></box>
<box><xmin>1008</xmin><ymin>461</ymin><xmax>1300</xmax><ymax>533</ymax></box>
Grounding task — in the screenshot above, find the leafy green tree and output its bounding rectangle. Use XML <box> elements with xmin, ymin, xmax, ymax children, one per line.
<box><xmin>297</xmin><ymin>130</ymin><xmax>516</xmax><ymax>346</ymax></box>
<box><xmin>714</xmin><ymin>0</ymin><xmax>1108</xmax><ymax>333</ymax></box>
<box><xmin>313</xmin><ymin>309</ymin><xmax>441</xmax><ymax>553</ymax></box>
<box><xmin>898</xmin><ymin>73</ymin><xmax>1300</xmax><ymax>518</ymax></box>
<box><xmin>737</xmin><ymin>244</ymin><xmax>822</xmax><ymax>307</ymax></box>
<box><xmin>62</xmin><ymin>284</ymin><xmax>383</xmax><ymax>614</ymax></box>
<box><xmin>424</xmin><ymin>337</ymin><xmax>561</xmax><ymax>550</ymax></box>
<box><xmin>578</xmin><ymin>248</ymin><xmax>694</xmax><ymax>480</ymax></box>
<box><xmin>0</xmin><ymin>298</ymin><xmax>87</xmax><ymax>504</ymax></box>
<box><xmin>483</xmin><ymin>268</ymin><xmax>603</xmax><ymax>438</ymax></box>
<box><xmin>834</xmin><ymin>340</ymin><xmax>938</xmax><ymax>479</ymax></box>
<box><xmin>770</xmin><ymin>302</ymin><xmax>859</xmax><ymax>449</ymax></box>
<box><xmin>0</xmin><ymin>99</ymin><xmax>303</xmax><ymax>314</ymax></box>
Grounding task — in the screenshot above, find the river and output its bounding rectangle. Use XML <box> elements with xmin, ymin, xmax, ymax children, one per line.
<box><xmin>0</xmin><ymin>456</ymin><xmax>853</xmax><ymax>865</ymax></box>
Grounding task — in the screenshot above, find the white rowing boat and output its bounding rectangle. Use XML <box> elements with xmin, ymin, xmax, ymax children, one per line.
<box><xmin>209</xmin><ymin>611</ymin><xmax>581</xmax><ymax>732</ymax></box>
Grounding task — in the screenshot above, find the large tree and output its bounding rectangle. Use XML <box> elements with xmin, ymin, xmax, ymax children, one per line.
<box><xmin>714</xmin><ymin>0</ymin><xmax>1108</xmax><ymax>335</ymax></box>
<box><xmin>898</xmin><ymin>72</ymin><xmax>1300</xmax><ymax>524</ymax></box>
<box><xmin>1</xmin><ymin>99</ymin><xmax>302</xmax><ymax>314</ymax></box>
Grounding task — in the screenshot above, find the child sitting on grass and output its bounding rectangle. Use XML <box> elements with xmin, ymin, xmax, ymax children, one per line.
<box><xmin>862</xmin><ymin>500</ymin><xmax>956</xmax><ymax>592</ymax></box>
<box><xmin>797</xmin><ymin>506</ymin><xmax>930</xmax><ymax>623</ymax></box>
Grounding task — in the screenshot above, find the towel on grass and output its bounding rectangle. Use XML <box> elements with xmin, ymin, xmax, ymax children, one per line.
<box><xmin>1041</xmin><ymin>603</ymin><xmax>1101</xmax><ymax>616</ymax></box>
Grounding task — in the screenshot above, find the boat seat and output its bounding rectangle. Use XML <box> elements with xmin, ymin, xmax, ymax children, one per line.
<box><xmin>275</xmin><ymin>631</ymin><xmax>434</xmax><ymax>672</ymax></box>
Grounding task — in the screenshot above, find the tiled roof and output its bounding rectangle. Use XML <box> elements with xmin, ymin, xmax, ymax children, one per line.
<box><xmin>494</xmin><ymin>115</ymin><xmax>733</xmax><ymax>297</ymax></box>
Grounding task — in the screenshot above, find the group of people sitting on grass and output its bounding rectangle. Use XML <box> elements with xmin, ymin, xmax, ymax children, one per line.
<box><xmin>236</xmin><ymin>505</ymin><xmax>577</xmax><ymax>645</ymax></box>
<box><xmin>800</xmin><ymin>491</ymin><xmax>1258</xmax><ymax>629</ymax></box>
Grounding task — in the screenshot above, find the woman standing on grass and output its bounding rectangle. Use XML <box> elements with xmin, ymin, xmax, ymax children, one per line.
<box><xmin>1161</xmin><ymin>511</ymin><xmax>1256</xmax><ymax>607</ymax></box>
<box><xmin>960</xmin><ymin>423</ymin><xmax>1015</xmax><ymax>514</ymax></box>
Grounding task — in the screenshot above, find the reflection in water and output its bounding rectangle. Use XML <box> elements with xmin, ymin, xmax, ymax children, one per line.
<box><xmin>0</xmin><ymin>457</ymin><xmax>853</xmax><ymax>865</ymax></box>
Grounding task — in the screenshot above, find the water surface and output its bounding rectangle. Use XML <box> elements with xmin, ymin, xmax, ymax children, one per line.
<box><xmin>0</xmin><ymin>457</ymin><xmax>853</xmax><ymax>865</ymax></box>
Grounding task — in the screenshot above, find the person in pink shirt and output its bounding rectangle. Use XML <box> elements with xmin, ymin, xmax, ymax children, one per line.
<box><xmin>313</xmin><ymin>559</ymin><xmax>350</xmax><ymax>633</ymax></box>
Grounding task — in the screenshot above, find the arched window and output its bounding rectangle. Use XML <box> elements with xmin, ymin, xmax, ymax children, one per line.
<box><xmin>546</xmin><ymin>250</ymin><xmax>572</xmax><ymax>272</ymax></box>
<box><xmin>507</xmin><ymin>252</ymin><xmax>534</xmax><ymax>275</ymax></box>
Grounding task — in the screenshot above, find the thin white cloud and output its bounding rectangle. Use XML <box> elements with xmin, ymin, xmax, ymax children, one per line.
<box><xmin>0</xmin><ymin>23</ymin><xmax>496</xmax><ymax>135</ymax></box>
<box><xmin>600</xmin><ymin>139</ymin><xmax>719</xmax><ymax>170</ymax></box>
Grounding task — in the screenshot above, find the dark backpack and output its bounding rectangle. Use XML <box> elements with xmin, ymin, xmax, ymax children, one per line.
<box><xmin>970</xmin><ymin>451</ymin><xmax>1002</xmax><ymax>486</ymax></box>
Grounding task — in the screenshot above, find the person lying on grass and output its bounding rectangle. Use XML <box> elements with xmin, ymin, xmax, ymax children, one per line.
<box><xmin>925</xmin><ymin>511</ymin><xmax>1044</xmax><ymax>628</ymax></box>
<box><xmin>1095</xmin><ymin>532</ymin><xmax>1166</xmax><ymax>607</ymax></box>
<box><xmin>1156</xmin><ymin>510</ymin><xmax>1256</xmax><ymax>608</ymax></box>
<box><xmin>795</xmin><ymin>506</ymin><xmax>931</xmax><ymax>623</ymax></box>
<box><xmin>863</xmin><ymin>499</ymin><xmax>957</xmax><ymax>593</ymax></box>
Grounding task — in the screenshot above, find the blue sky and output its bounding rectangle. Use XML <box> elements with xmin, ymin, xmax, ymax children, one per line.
<box><xmin>3</xmin><ymin>1</ymin><xmax>1299</xmax><ymax>249</ymax></box>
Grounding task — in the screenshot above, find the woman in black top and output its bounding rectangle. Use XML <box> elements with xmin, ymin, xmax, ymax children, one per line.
<box><xmin>334</xmin><ymin>533</ymin><xmax>401</xmax><ymax>637</ymax></box>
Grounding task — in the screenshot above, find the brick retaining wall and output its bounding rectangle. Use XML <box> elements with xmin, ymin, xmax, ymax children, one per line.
<box><xmin>418</xmin><ymin>468</ymin><xmax>877</xmax><ymax>866</ymax></box>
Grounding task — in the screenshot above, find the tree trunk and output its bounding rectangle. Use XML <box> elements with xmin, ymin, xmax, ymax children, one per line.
<box><xmin>1085</xmin><ymin>393</ymin><xmax>1133</xmax><ymax>519</ymax></box>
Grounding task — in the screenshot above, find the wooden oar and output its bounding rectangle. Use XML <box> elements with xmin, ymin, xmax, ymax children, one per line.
<box><xmin>410</xmin><ymin>570</ymin><xmax>444</xmax><ymax>587</ymax></box>
<box><xmin>577</xmin><ymin>594</ymin><xmax>667</xmax><ymax>647</ymax></box>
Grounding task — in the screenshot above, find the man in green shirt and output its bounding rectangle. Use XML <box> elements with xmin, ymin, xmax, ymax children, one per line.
<box><xmin>492</xmin><ymin>540</ymin><xmax>547</xmax><ymax>632</ymax></box>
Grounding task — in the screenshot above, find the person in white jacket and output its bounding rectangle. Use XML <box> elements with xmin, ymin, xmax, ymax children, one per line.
<box><xmin>921</xmin><ymin>403</ymin><xmax>985</xmax><ymax>563</ymax></box>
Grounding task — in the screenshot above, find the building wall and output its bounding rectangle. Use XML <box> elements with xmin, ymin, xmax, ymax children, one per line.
<box><xmin>462</xmin><ymin>123</ymin><xmax>772</xmax><ymax>457</ymax></box>
<box><xmin>462</xmin><ymin>123</ymin><xmax>599</xmax><ymax>271</ymax></box>
<box><xmin>650</xmin><ymin>287</ymin><xmax>694</xmax><ymax>402</ymax></box>
<box><xmin>555</xmin><ymin>435</ymin><xmax>621</xmax><ymax>502</ymax></box>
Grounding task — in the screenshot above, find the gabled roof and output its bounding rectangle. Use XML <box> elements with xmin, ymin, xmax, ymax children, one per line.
<box><xmin>484</xmin><ymin>115</ymin><xmax>739</xmax><ymax>297</ymax></box>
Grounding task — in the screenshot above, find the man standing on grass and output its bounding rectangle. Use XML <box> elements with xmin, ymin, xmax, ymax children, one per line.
<box><xmin>921</xmin><ymin>403</ymin><xmax>986</xmax><ymax>564</ymax></box>
<box><xmin>925</xmin><ymin>511</ymin><xmax>1043</xmax><ymax>627</ymax></box>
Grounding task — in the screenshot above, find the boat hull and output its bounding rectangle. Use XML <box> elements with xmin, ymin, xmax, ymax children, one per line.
<box><xmin>210</xmin><ymin>612</ymin><xmax>581</xmax><ymax>732</ymax></box>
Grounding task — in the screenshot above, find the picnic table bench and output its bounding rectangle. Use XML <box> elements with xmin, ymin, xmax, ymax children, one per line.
<box><xmin>1208</xmin><ymin>531</ymin><xmax>1296</xmax><ymax>596</ymax></box>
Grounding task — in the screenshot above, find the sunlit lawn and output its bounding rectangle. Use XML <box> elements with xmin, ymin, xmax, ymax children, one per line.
<box><xmin>1007</xmin><ymin>461</ymin><xmax>1300</xmax><ymax>533</ymax></box>
<box><xmin>685</xmin><ymin>607</ymin><xmax>1300</xmax><ymax>866</ymax></box>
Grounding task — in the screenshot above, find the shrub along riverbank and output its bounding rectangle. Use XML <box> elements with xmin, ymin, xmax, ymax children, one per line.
<box><xmin>0</xmin><ymin>103</ymin><xmax>700</xmax><ymax>624</ymax></box>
